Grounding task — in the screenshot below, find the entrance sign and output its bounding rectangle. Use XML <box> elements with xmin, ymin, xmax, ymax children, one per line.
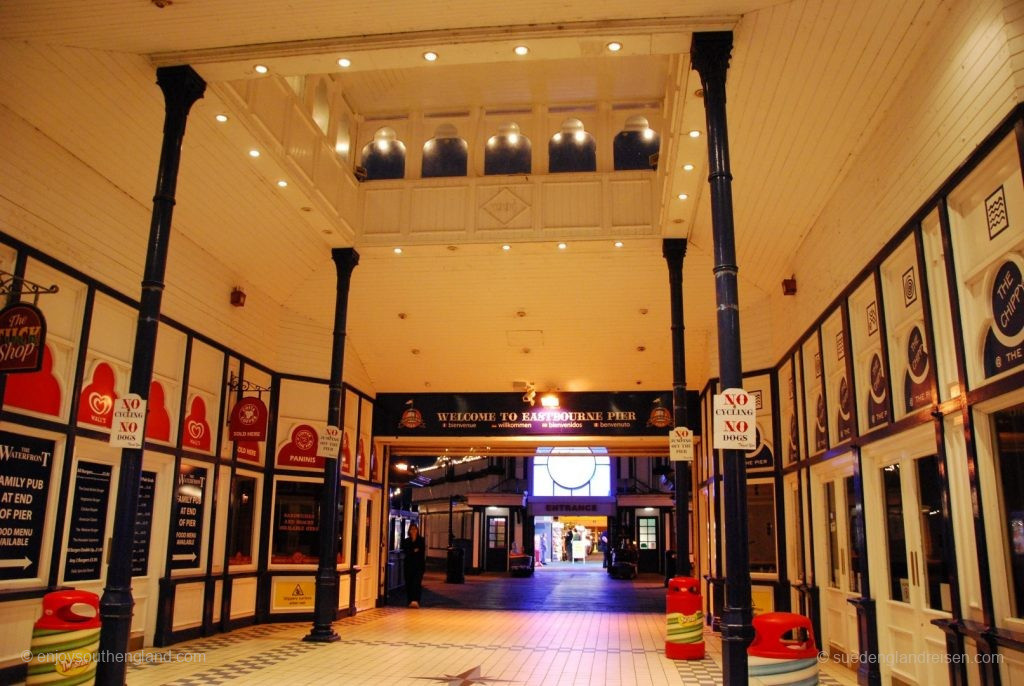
<box><xmin>0</xmin><ymin>302</ymin><xmax>46</xmax><ymax>373</ymax></box>
<box><xmin>669</xmin><ymin>427</ymin><xmax>694</xmax><ymax>461</ymax></box>
<box><xmin>110</xmin><ymin>394</ymin><xmax>146</xmax><ymax>448</ymax></box>
<box><xmin>713</xmin><ymin>388</ymin><xmax>756</xmax><ymax>450</ymax></box>
<box><xmin>0</xmin><ymin>431</ymin><xmax>55</xmax><ymax>581</ymax></box>
<box><xmin>374</xmin><ymin>391</ymin><xmax>700</xmax><ymax>438</ymax></box>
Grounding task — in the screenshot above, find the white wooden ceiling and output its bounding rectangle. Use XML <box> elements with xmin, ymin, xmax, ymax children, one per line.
<box><xmin>0</xmin><ymin>0</ymin><xmax>947</xmax><ymax>397</ymax></box>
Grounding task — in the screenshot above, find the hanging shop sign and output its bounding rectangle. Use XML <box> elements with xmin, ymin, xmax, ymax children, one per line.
<box><xmin>229</xmin><ymin>396</ymin><xmax>268</xmax><ymax>442</ymax></box>
<box><xmin>375</xmin><ymin>391</ymin><xmax>699</xmax><ymax>437</ymax></box>
<box><xmin>132</xmin><ymin>470</ymin><xmax>156</xmax><ymax>576</ymax></box>
<box><xmin>984</xmin><ymin>255</ymin><xmax>1024</xmax><ymax>377</ymax></box>
<box><xmin>0</xmin><ymin>302</ymin><xmax>46</xmax><ymax>373</ymax></box>
<box><xmin>64</xmin><ymin>461</ymin><xmax>112</xmax><ymax>582</ymax></box>
<box><xmin>171</xmin><ymin>464</ymin><xmax>206</xmax><ymax>570</ymax></box>
<box><xmin>0</xmin><ymin>431</ymin><xmax>55</xmax><ymax>581</ymax></box>
<box><xmin>712</xmin><ymin>388</ymin><xmax>756</xmax><ymax>450</ymax></box>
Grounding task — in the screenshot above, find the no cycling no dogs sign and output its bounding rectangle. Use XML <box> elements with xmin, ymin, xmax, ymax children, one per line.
<box><xmin>712</xmin><ymin>388</ymin><xmax>757</xmax><ymax>451</ymax></box>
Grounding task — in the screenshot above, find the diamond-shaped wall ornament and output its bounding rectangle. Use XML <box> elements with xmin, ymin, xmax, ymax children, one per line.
<box><xmin>482</xmin><ymin>187</ymin><xmax>529</xmax><ymax>225</ymax></box>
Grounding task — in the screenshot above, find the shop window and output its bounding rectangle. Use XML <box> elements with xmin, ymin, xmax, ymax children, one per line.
<box><xmin>360</xmin><ymin>127</ymin><xmax>406</xmax><ymax>180</ymax></box>
<box><xmin>748</xmin><ymin>483</ymin><xmax>777</xmax><ymax>573</ymax></box>
<box><xmin>825</xmin><ymin>481</ymin><xmax>840</xmax><ymax>588</ymax></box>
<box><xmin>484</xmin><ymin>122</ymin><xmax>531</xmax><ymax>175</ymax></box>
<box><xmin>882</xmin><ymin>464</ymin><xmax>910</xmax><ymax>602</ymax></box>
<box><xmin>312</xmin><ymin>80</ymin><xmax>329</xmax><ymax>135</ymax></box>
<box><xmin>845</xmin><ymin>476</ymin><xmax>863</xmax><ymax>593</ymax></box>
<box><xmin>271</xmin><ymin>480</ymin><xmax>320</xmax><ymax>564</ymax></box>
<box><xmin>548</xmin><ymin>118</ymin><xmax>596</xmax><ymax>173</ymax></box>
<box><xmin>613</xmin><ymin>115</ymin><xmax>660</xmax><ymax>171</ymax></box>
<box><xmin>995</xmin><ymin>404</ymin><xmax>1024</xmax><ymax>616</ymax></box>
<box><xmin>916</xmin><ymin>456</ymin><xmax>951</xmax><ymax>611</ymax></box>
<box><xmin>422</xmin><ymin>123</ymin><xmax>468</xmax><ymax>178</ymax></box>
<box><xmin>228</xmin><ymin>474</ymin><xmax>256</xmax><ymax>565</ymax></box>
<box><xmin>532</xmin><ymin>447</ymin><xmax>610</xmax><ymax>496</ymax></box>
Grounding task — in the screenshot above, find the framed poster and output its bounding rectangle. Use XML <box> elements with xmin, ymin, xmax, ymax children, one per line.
<box><xmin>821</xmin><ymin>307</ymin><xmax>855</xmax><ymax>445</ymax></box>
<box><xmin>848</xmin><ymin>276</ymin><xmax>891</xmax><ymax>434</ymax></box>
<box><xmin>946</xmin><ymin>133</ymin><xmax>1024</xmax><ymax>388</ymax></box>
<box><xmin>801</xmin><ymin>335</ymin><xmax>828</xmax><ymax>455</ymax></box>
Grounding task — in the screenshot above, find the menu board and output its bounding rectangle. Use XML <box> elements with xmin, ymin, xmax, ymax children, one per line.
<box><xmin>0</xmin><ymin>431</ymin><xmax>55</xmax><ymax>581</ymax></box>
<box><xmin>64</xmin><ymin>461</ymin><xmax>112</xmax><ymax>582</ymax></box>
<box><xmin>946</xmin><ymin>133</ymin><xmax>1024</xmax><ymax>388</ymax></box>
<box><xmin>171</xmin><ymin>464</ymin><xmax>206</xmax><ymax>570</ymax></box>
<box><xmin>132</xmin><ymin>470</ymin><xmax>156</xmax><ymax>576</ymax></box>
<box><xmin>848</xmin><ymin>276</ymin><xmax>890</xmax><ymax>433</ymax></box>
<box><xmin>880</xmin><ymin>235</ymin><xmax>934</xmax><ymax>418</ymax></box>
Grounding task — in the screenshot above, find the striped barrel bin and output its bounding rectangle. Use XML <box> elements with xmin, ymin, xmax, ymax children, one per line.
<box><xmin>27</xmin><ymin>590</ymin><xmax>101</xmax><ymax>685</ymax></box>
<box><xmin>665</xmin><ymin>576</ymin><xmax>705</xmax><ymax>659</ymax></box>
<box><xmin>747</xmin><ymin>612</ymin><xmax>819</xmax><ymax>685</ymax></box>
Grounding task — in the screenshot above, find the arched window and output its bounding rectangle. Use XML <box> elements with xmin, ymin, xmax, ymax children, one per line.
<box><xmin>548</xmin><ymin>118</ymin><xmax>596</xmax><ymax>173</ymax></box>
<box><xmin>422</xmin><ymin>123</ymin><xmax>468</xmax><ymax>178</ymax></box>
<box><xmin>360</xmin><ymin>127</ymin><xmax>406</xmax><ymax>180</ymax></box>
<box><xmin>613</xmin><ymin>115</ymin><xmax>660</xmax><ymax>171</ymax></box>
<box><xmin>484</xmin><ymin>122</ymin><xmax>531</xmax><ymax>175</ymax></box>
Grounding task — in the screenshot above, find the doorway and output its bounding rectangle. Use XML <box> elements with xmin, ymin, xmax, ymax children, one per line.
<box><xmin>810</xmin><ymin>452</ymin><xmax>861</xmax><ymax>662</ymax></box>
<box><xmin>485</xmin><ymin>514</ymin><xmax>508</xmax><ymax>572</ymax></box>
<box><xmin>862</xmin><ymin>426</ymin><xmax>953</xmax><ymax>685</ymax></box>
<box><xmin>535</xmin><ymin>515</ymin><xmax>609</xmax><ymax>569</ymax></box>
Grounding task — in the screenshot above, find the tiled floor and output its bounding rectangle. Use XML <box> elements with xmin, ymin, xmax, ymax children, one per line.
<box><xmin>121</xmin><ymin>572</ymin><xmax>859</xmax><ymax>685</ymax></box>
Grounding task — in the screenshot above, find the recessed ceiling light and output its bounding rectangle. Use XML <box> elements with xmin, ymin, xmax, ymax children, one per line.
<box><xmin>683</xmin><ymin>164</ymin><xmax>694</xmax><ymax>171</ymax></box>
<box><xmin>502</xmin><ymin>244</ymin><xmax>511</xmax><ymax>251</ymax></box>
<box><xmin>614</xmin><ymin>241</ymin><xmax>624</xmax><ymax>248</ymax></box>
<box><xmin>276</xmin><ymin>180</ymin><xmax>288</xmax><ymax>188</ymax></box>
<box><xmin>254</xmin><ymin>64</ymin><xmax>269</xmax><ymax>74</ymax></box>
<box><xmin>248</xmin><ymin>149</ymin><xmax>260</xmax><ymax>158</ymax></box>
<box><xmin>677</xmin><ymin>193</ymin><xmax>688</xmax><ymax>200</ymax></box>
<box><xmin>337</xmin><ymin>58</ymin><xmax>352</xmax><ymax>68</ymax></box>
<box><xmin>215</xmin><ymin>114</ymin><xmax>229</xmax><ymax>123</ymax></box>
<box><xmin>557</xmin><ymin>242</ymin><xmax>567</xmax><ymax>250</ymax></box>
<box><xmin>394</xmin><ymin>247</ymin><xmax>403</xmax><ymax>254</ymax></box>
<box><xmin>514</xmin><ymin>45</ymin><xmax>529</xmax><ymax>56</ymax></box>
<box><xmin>689</xmin><ymin>130</ymin><xmax>701</xmax><ymax>138</ymax></box>
<box><xmin>423</xmin><ymin>51</ymin><xmax>438</xmax><ymax>62</ymax></box>
<box><xmin>607</xmin><ymin>41</ymin><xmax>622</xmax><ymax>52</ymax></box>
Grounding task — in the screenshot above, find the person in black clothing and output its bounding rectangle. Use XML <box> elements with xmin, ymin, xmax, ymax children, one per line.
<box><xmin>401</xmin><ymin>523</ymin><xmax>426</xmax><ymax>608</ymax></box>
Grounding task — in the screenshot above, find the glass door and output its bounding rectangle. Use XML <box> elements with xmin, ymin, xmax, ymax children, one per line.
<box><xmin>864</xmin><ymin>428</ymin><xmax>952</xmax><ymax>685</ymax></box>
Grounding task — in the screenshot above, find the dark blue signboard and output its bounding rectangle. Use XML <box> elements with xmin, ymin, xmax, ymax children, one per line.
<box><xmin>984</xmin><ymin>258</ymin><xmax>1024</xmax><ymax>378</ymax></box>
<box><xmin>132</xmin><ymin>470</ymin><xmax>156</xmax><ymax>576</ymax></box>
<box><xmin>374</xmin><ymin>391</ymin><xmax>700</xmax><ymax>438</ymax></box>
<box><xmin>0</xmin><ymin>431</ymin><xmax>55</xmax><ymax>580</ymax></box>
<box><xmin>64</xmin><ymin>461</ymin><xmax>112</xmax><ymax>582</ymax></box>
<box><xmin>171</xmin><ymin>464</ymin><xmax>206</xmax><ymax>570</ymax></box>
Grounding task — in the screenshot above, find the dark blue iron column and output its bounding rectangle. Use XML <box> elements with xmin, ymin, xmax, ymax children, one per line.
<box><xmin>305</xmin><ymin>247</ymin><xmax>360</xmax><ymax>643</ymax></box>
<box><xmin>97</xmin><ymin>65</ymin><xmax>205</xmax><ymax>686</ymax></box>
<box><xmin>690</xmin><ymin>31</ymin><xmax>754</xmax><ymax>684</ymax></box>
<box><xmin>663</xmin><ymin>238</ymin><xmax>691</xmax><ymax>577</ymax></box>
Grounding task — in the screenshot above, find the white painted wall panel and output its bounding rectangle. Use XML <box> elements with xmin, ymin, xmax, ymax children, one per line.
<box><xmin>231</xmin><ymin>577</ymin><xmax>259</xmax><ymax>618</ymax></box>
<box><xmin>410</xmin><ymin>186</ymin><xmax>469</xmax><ymax>234</ymax></box>
<box><xmin>541</xmin><ymin>180</ymin><xmax>602</xmax><ymax>230</ymax></box>
<box><xmin>172</xmin><ymin>582</ymin><xmax>205</xmax><ymax>629</ymax></box>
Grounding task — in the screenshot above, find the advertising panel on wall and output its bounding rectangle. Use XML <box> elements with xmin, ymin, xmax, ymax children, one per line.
<box><xmin>171</xmin><ymin>463</ymin><xmax>207</xmax><ymax>570</ymax></box>
<box><xmin>880</xmin><ymin>234</ymin><xmax>935</xmax><ymax>419</ymax></box>
<box><xmin>801</xmin><ymin>336</ymin><xmax>828</xmax><ymax>455</ymax></box>
<box><xmin>848</xmin><ymin>276</ymin><xmax>891</xmax><ymax>434</ymax></box>
<box><xmin>373</xmin><ymin>391</ymin><xmax>699</xmax><ymax>437</ymax></box>
<box><xmin>778</xmin><ymin>357</ymin><xmax>801</xmax><ymax>465</ymax></box>
<box><xmin>0</xmin><ymin>431</ymin><xmax>55</xmax><ymax>581</ymax></box>
<box><xmin>821</xmin><ymin>307</ymin><xmax>855</xmax><ymax>446</ymax></box>
<box><xmin>946</xmin><ymin>133</ymin><xmax>1024</xmax><ymax>388</ymax></box>
<box><xmin>276</xmin><ymin>422</ymin><xmax>324</xmax><ymax>471</ymax></box>
<box><xmin>741</xmin><ymin>373</ymin><xmax>775</xmax><ymax>472</ymax></box>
